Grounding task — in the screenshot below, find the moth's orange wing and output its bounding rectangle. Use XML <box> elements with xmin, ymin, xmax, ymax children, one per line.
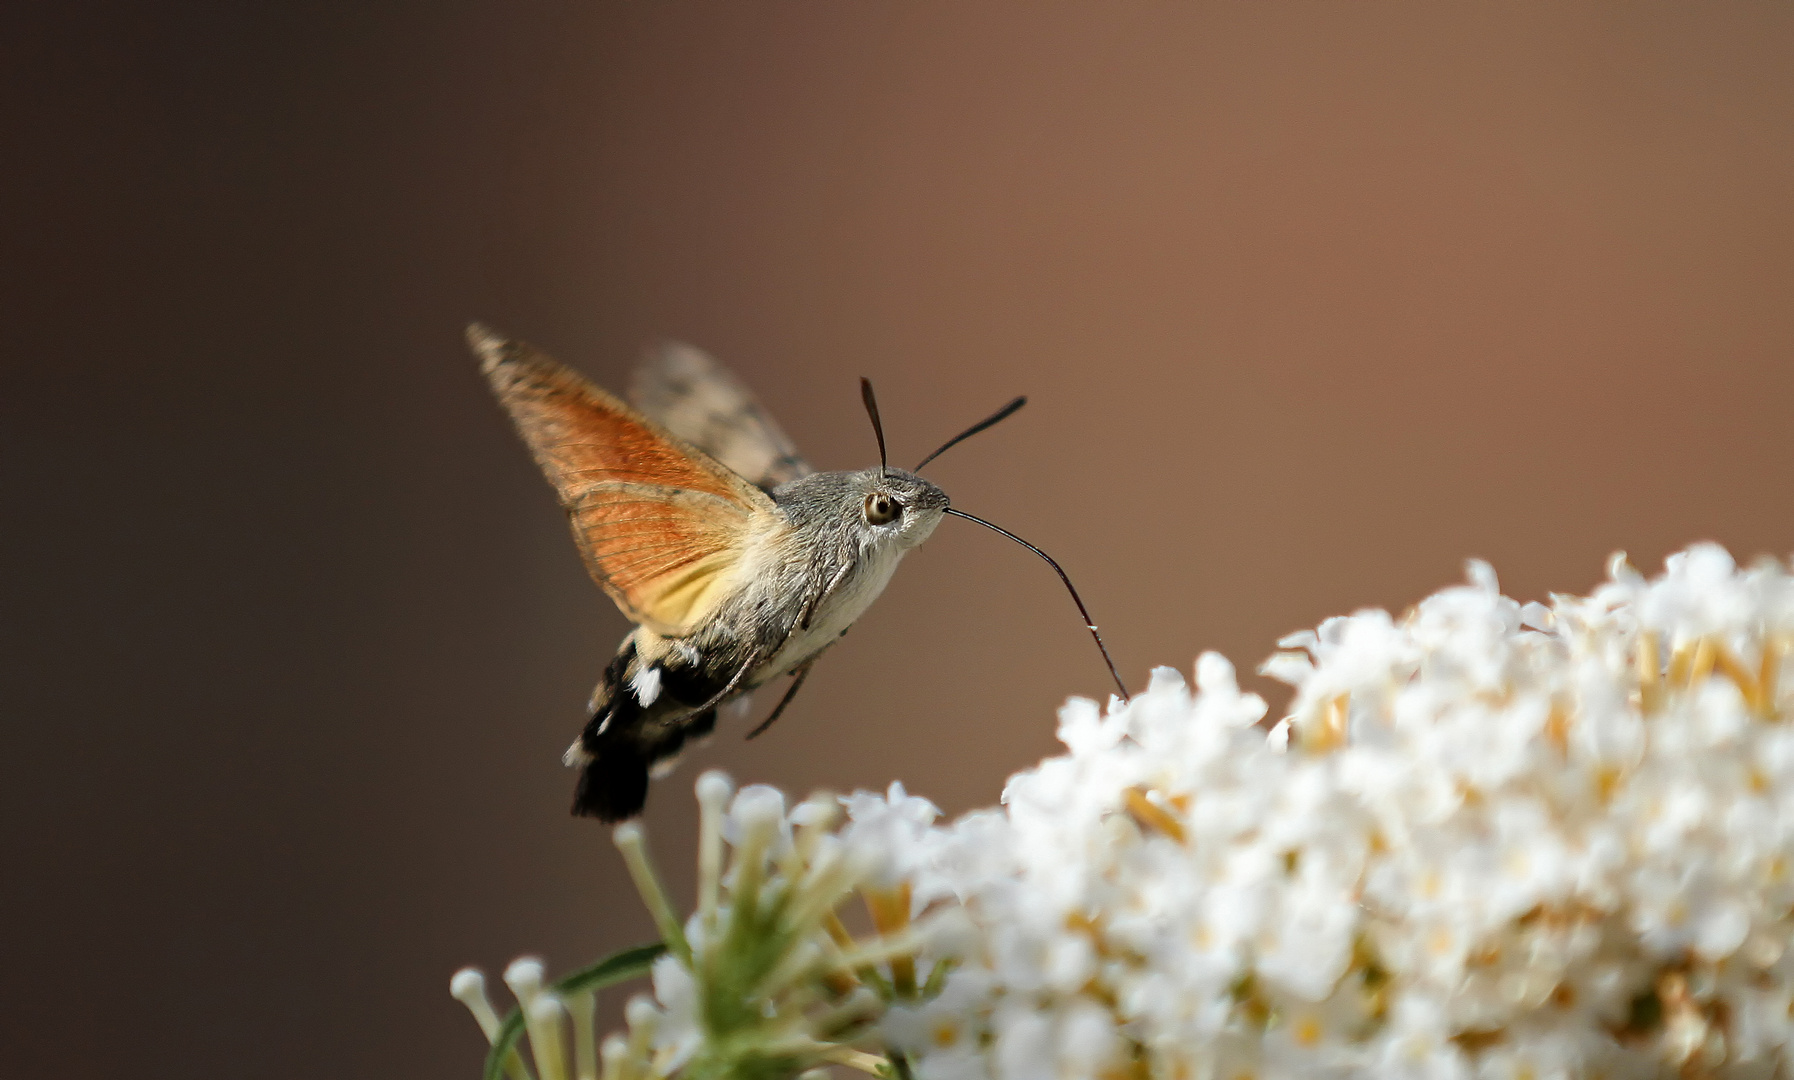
<box><xmin>469</xmin><ymin>324</ymin><xmax>779</xmax><ymax>637</ymax></box>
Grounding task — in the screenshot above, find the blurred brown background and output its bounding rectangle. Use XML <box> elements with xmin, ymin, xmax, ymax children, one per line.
<box><xmin>4</xmin><ymin>2</ymin><xmax>1792</xmax><ymax>1075</ymax></box>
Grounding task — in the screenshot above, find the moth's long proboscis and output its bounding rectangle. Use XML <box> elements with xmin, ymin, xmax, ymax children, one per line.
<box><xmin>943</xmin><ymin>507</ymin><xmax>1130</xmax><ymax>701</ymax></box>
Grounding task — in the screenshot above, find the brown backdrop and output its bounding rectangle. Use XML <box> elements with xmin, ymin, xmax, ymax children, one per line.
<box><xmin>6</xmin><ymin>3</ymin><xmax>1793</xmax><ymax>1076</ymax></box>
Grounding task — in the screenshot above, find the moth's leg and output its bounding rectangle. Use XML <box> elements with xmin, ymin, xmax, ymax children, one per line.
<box><xmin>684</xmin><ymin>707</ymin><xmax>719</xmax><ymax>741</ymax></box>
<box><xmin>746</xmin><ymin>664</ymin><xmax>813</xmax><ymax>740</ymax></box>
<box><xmin>744</xmin><ymin>579</ymin><xmax>841</xmax><ymax>741</ymax></box>
<box><xmin>684</xmin><ymin>649</ymin><xmax>760</xmax><ymax>716</ymax></box>
<box><xmin>657</xmin><ymin>707</ymin><xmax>720</xmax><ymax>769</ymax></box>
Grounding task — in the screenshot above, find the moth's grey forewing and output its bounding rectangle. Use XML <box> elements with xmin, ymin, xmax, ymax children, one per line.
<box><xmin>631</xmin><ymin>342</ymin><xmax>812</xmax><ymax>493</ymax></box>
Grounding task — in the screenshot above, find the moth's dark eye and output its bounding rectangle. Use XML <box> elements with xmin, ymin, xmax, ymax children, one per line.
<box><xmin>863</xmin><ymin>492</ymin><xmax>902</xmax><ymax>526</ymax></box>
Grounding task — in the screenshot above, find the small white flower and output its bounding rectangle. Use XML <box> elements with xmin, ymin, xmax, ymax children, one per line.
<box><xmin>839</xmin><ymin>780</ymin><xmax>943</xmax><ymax>897</ymax></box>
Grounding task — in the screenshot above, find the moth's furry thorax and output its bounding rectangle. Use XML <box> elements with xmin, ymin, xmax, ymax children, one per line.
<box><xmin>721</xmin><ymin>467</ymin><xmax>948</xmax><ymax>676</ymax></box>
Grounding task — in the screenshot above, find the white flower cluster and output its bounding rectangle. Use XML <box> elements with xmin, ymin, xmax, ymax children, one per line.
<box><xmin>629</xmin><ymin>776</ymin><xmax>960</xmax><ymax>1080</ymax></box>
<box><xmin>455</xmin><ymin>774</ymin><xmax>959</xmax><ymax>1080</ymax></box>
<box><xmin>457</xmin><ymin>544</ymin><xmax>1794</xmax><ymax>1080</ymax></box>
<box><xmin>870</xmin><ymin>545</ymin><xmax>1794</xmax><ymax>1080</ymax></box>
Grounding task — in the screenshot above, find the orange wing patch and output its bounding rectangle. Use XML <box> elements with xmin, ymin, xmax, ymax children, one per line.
<box><xmin>469</xmin><ymin>324</ymin><xmax>779</xmax><ymax>637</ymax></box>
<box><xmin>566</xmin><ymin>485</ymin><xmax>753</xmax><ymax>636</ymax></box>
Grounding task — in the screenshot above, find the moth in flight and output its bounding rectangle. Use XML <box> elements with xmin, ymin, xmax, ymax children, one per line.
<box><xmin>469</xmin><ymin>325</ymin><xmax>1125</xmax><ymax>820</ymax></box>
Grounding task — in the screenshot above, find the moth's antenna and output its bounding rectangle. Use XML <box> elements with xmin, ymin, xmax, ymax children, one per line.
<box><xmin>859</xmin><ymin>377</ymin><xmax>889</xmax><ymax>476</ymax></box>
<box><xmin>914</xmin><ymin>396</ymin><xmax>1026</xmax><ymax>472</ymax></box>
<box><xmin>943</xmin><ymin>507</ymin><xmax>1129</xmax><ymax>701</ymax></box>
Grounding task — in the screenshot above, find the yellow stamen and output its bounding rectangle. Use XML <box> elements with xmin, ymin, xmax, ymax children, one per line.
<box><xmin>861</xmin><ymin>885</ymin><xmax>916</xmax><ymax>994</ymax></box>
<box><xmin>1066</xmin><ymin>909</ymin><xmax>1102</xmax><ymax>935</ymax></box>
<box><xmin>862</xmin><ymin>884</ymin><xmax>912</xmax><ymax>936</ymax></box>
<box><xmin>1124</xmin><ymin>787</ymin><xmax>1187</xmax><ymax>842</ymax></box>
<box><xmin>1636</xmin><ymin>632</ymin><xmax>1662</xmax><ymax>712</ymax></box>
<box><xmin>1305</xmin><ymin>694</ymin><xmax>1350</xmax><ymax>751</ymax></box>
<box><xmin>1688</xmin><ymin>637</ymin><xmax>1716</xmax><ymax>687</ymax></box>
<box><xmin>1667</xmin><ymin>639</ymin><xmax>1696</xmax><ymax>689</ymax></box>
<box><xmin>1450</xmin><ymin>1028</ymin><xmax>1506</xmax><ymax>1053</ymax></box>
<box><xmin>1762</xmin><ymin>636</ymin><xmax>1785</xmax><ymax>718</ymax></box>
<box><xmin>823</xmin><ymin>912</ymin><xmax>856</xmax><ymax>949</ymax></box>
<box><xmin>1595</xmin><ymin>766</ymin><xmax>1624</xmax><ymax>804</ymax></box>
<box><xmin>820</xmin><ymin>912</ymin><xmax>881</xmax><ymax>994</ymax></box>
<box><xmin>1712</xmin><ymin>642</ymin><xmax>1763</xmax><ymax>712</ymax></box>
<box><xmin>1539</xmin><ymin>701</ymin><xmax>1567</xmax><ymax>752</ymax></box>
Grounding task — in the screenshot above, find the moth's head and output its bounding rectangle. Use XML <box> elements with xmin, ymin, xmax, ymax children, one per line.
<box><xmin>802</xmin><ymin>377</ymin><xmax>1021</xmax><ymax>554</ymax></box>
<box><xmin>850</xmin><ymin>467</ymin><xmax>949</xmax><ymax>550</ymax></box>
<box><xmin>773</xmin><ymin>468</ymin><xmax>947</xmax><ymax>551</ymax></box>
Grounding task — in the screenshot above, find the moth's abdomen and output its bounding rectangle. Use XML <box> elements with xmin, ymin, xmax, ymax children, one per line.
<box><xmin>569</xmin><ymin>634</ymin><xmax>736</xmax><ymax>820</ymax></box>
<box><xmin>571</xmin><ymin>743</ymin><xmax>652</xmax><ymax>822</ymax></box>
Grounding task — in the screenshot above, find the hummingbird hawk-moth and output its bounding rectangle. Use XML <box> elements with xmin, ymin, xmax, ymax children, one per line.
<box><xmin>468</xmin><ymin>324</ymin><xmax>1125</xmax><ymax>820</ymax></box>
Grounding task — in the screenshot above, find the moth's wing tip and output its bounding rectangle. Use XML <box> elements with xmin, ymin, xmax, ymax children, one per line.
<box><xmin>634</xmin><ymin>338</ymin><xmax>714</xmax><ymax>384</ymax></box>
<box><xmin>465</xmin><ymin>321</ymin><xmax>509</xmax><ymax>364</ymax></box>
